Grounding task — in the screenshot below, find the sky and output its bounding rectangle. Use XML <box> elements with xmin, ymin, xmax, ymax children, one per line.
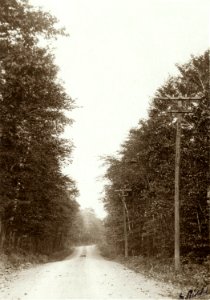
<box><xmin>30</xmin><ymin>0</ymin><xmax>209</xmax><ymax>218</ymax></box>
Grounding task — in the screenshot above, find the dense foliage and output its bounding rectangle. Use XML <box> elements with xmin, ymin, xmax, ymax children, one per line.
<box><xmin>0</xmin><ymin>0</ymin><xmax>78</xmax><ymax>255</ymax></box>
<box><xmin>103</xmin><ymin>51</ymin><xmax>209</xmax><ymax>261</ymax></box>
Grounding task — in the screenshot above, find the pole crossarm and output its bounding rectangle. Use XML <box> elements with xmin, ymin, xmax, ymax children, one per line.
<box><xmin>154</xmin><ymin>95</ymin><xmax>205</xmax><ymax>116</ymax></box>
<box><xmin>115</xmin><ymin>188</ymin><xmax>132</xmax><ymax>197</ymax></box>
<box><xmin>169</xmin><ymin>110</ymin><xmax>193</xmax><ymax>114</ymax></box>
<box><xmin>5</xmin><ymin>200</ymin><xmax>31</xmax><ymax>205</ymax></box>
<box><xmin>154</xmin><ymin>96</ymin><xmax>205</xmax><ymax>101</ymax></box>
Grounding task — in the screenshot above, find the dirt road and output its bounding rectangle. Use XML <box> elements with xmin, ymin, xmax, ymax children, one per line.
<box><xmin>0</xmin><ymin>245</ymin><xmax>178</xmax><ymax>299</ymax></box>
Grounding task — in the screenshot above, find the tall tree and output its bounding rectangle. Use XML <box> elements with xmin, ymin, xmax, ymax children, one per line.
<box><xmin>103</xmin><ymin>50</ymin><xmax>209</xmax><ymax>260</ymax></box>
<box><xmin>0</xmin><ymin>0</ymin><xmax>78</xmax><ymax>254</ymax></box>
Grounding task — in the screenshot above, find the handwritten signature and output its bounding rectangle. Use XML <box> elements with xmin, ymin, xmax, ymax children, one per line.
<box><xmin>179</xmin><ymin>286</ymin><xmax>208</xmax><ymax>299</ymax></box>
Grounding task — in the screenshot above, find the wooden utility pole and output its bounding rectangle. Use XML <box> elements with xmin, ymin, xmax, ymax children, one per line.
<box><xmin>174</xmin><ymin>100</ymin><xmax>182</xmax><ymax>271</ymax></box>
<box><xmin>207</xmin><ymin>139</ymin><xmax>210</xmax><ymax>290</ymax></box>
<box><xmin>115</xmin><ymin>187</ymin><xmax>132</xmax><ymax>258</ymax></box>
<box><xmin>122</xmin><ymin>194</ymin><xmax>128</xmax><ymax>258</ymax></box>
<box><xmin>155</xmin><ymin>95</ymin><xmax>205</xmax><ymax>271</ymax></box>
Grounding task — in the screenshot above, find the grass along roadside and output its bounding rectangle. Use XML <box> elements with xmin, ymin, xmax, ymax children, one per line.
<box><xmin>98</xmin><ymin>244</ymin><xmax>210</xmax><ymax>299</ymax></box>
<box><xmin>117</xmin><ymin>256</ymin><xmax>209</xmax><ymax>298</ymax></box>
<box><xmin>0</xmin><ymin>247</ymin><xmax>74</xmax><ymax>294</ymax></box>
<box><xmin>2</xmin><ymin>246</ymin><xmax>74</xmax><ymax>268</ymax></box>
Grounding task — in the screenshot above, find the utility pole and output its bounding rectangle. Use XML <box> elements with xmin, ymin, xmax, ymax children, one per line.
<box><xmin>174</xmin><ymin>100</ymin><xmax>182</xmax><ymax>271</ymax></box>
<box><xmin>207</xmin><ymin>123</ymin><xmax>210</xmax><ymax>288</ymax></box>
<box><xmin>155</xmin><ymin>95</ymin><xmax>205</xmax><ymax>271</ymax></box>
<box><xmin>115</xmin><ymin>187</ymin><xmax>132</xmax><ymax>258</ymax></box>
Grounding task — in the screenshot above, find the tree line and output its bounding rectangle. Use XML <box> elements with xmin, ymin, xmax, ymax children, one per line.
<box><xmin>102</xmin><ymin>50</ymin><xmax>209</xmax><ymax>262</ymax></box>
<box><xmin>0</xmin><ymin>0</ymin><xmax>79</xmax><ymax>256</ymax></box>
<box><xmin>74</xmin><ymin>208</ymin><xmax>104</xmax><ymax>245</ymax></box>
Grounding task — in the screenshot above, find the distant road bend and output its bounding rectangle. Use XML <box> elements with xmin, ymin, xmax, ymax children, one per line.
<box><xmin>1</xmin><ymin>245</ymin><xmax>177</xmax><ymax>299</ymax></box>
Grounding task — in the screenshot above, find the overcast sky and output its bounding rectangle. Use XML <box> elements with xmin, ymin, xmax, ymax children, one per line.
<box><xmin>31</xmin><ymin>0</ymin><xmax>209</xmax><ymax>218</ymax></box>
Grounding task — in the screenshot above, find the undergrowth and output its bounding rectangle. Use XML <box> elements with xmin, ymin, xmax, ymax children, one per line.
<box><xmin>1</xmin><ymin>247</ymin><xmax>74</xmax><ymax>269</ymax></box>
<box><xmin>99</xmin><ymin>243</ymin><xmax>210</xmax><ymax>297</ymax></box>
<box><xmin>117</xmin><ymin>256</ymin><xmax>209</xmax><ymax>289</ymax></box>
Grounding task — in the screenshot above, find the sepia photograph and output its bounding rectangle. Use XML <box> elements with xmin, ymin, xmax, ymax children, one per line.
<box><xmin>0</xmin><ymin>0</ymin><xmax>209</xmax><ymax>299</ymax></box>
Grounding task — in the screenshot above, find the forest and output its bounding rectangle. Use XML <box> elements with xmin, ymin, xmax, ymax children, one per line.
<box><xmin>102</xmin><ymin>50</ymin><xmax>209</xmax><ymax>264</ymax></box>
<box><xmin>0</xmin><ymin>0</ymin><xmax>81</xmax><ymax>257</ymax></box>
<box><xmin>0</xmin><ymin>1</ymin><xmax>209</xmax><ymax>279</ymax></box>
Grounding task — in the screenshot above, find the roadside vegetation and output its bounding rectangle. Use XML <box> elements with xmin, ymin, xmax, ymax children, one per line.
<box><xmin>101</xmin><ymin>50</ymin><xmax>209</xmax><ymax>293</ymax></box>
<box><xmin>99</xmin><ymin>242</ymin><xmax>209</xmax><ymax>292</ymax></box>
<box><xmin>0</xmin><ymin>0</ymin><xmax>79</xmax><ymax>263</ymax></box>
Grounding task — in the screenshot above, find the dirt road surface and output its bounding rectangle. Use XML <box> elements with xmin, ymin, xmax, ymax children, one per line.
<box><xmin>0</xmin><ymin>245</ymin><xmax>178</xmax><ymax>299</ymax></box>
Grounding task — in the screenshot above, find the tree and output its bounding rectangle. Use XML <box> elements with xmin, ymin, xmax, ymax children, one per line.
<box><xmin>102</xmin><ymin>50</ymin><xmax>209</xmax><ymax>261</ymax></box>
<box><xmin>0</xmin><ymin>0</ymin><xmax>78</xmax><ymax>255</ymax></box>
